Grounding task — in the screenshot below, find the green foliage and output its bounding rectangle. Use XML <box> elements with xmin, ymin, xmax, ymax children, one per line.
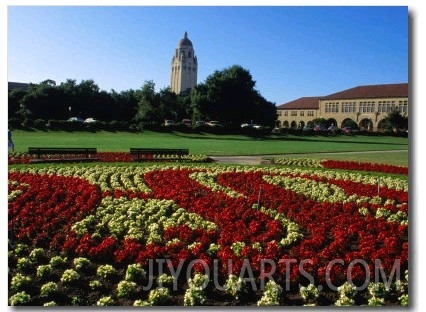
<box><xmin>257</xmin><ymin>280</ymin><xmax>283</xmax><ymax>306</ymax></box>
<box><xmin>299</xmin><ymin>284</ymin><xmax>319</xmax><ymax>305</ymax></box>
<box><xmin>183</xmin><ymin>274</ymin><xmax>209</xmax><ymax>306</ymax></box>
<box><xmin>148</xmin><ymin>287</ymin><xmax>170</xmax><ymax>305</ymax></box>
<box><xmin>40</xmin><ymin>282</ymin><xmax>58</xmax><ymax>297</ymax></box>
<box><xmin>9</xmin><ymin>291</ymin><xmax>31</xmax><ymax>306</ymax></box>
<box><xmin>10</xmin><ymin>273</ymin><xmax>31</xmax><ymax>291</ymax></box>
<box><xmin>16</xmin><ymin>257</ymin><xmax>33</xmax><ymax>271</ymax></box>
<box><xmin>125</xmin><ymin>263</ymin><xmax>146</xmax><ymax>282</ymax></box>
<box><xmin>335</xmin><ymin>282</ymin><xmax>356</xmax><ymax>306</ymax></box>
<box><xmin>382</xmin><ymin>108</ymin><xmax>408</xmax><ymax>131</ymax></box>
<box><xmin>72</xmin><ymin>257</ymin><xmax>91</xmax><ymax>272</ymax></box>
<box><xmin>199</xmin><ymin>65</ymin><xmax>276</xmax><ymax>127</ymax></box>
<box><xmin>49</xmin><ymin>255</ymin><xmax>68</xmax><ymax>268</ymax></box>
<box><xmin>399</xmin><ymin>294</ymin><xmax>408</xmax><ymax>306</ymax></box>
<box><xmin>97</xmin><ymin>296</ymin><xmax>115</xmax><ymax>306</ymax></box>
<box><xmin>224</xmin><ymin>274</ymin><xmax>247</xmax><ymax>300</ymax></box>
<box><xmin>36</xmin><ymin>264</ymin><xmax>53</xmax><ymax>279</ymax></box>
<box><xmin>96</xmin><ymin>264</ymin><xmax>116</xmax><ymax>279</ymax></box>
<box><xmin>116</xmin><ymin>280</ymin><xmax>138</xmax><ymax>298</ymax></box>
<box><xmin>89</xmin><ymin>280</ymin><xmax>102</xmax><ymax>290</ymax></box>
<box><xmin>29</xmin><ymin>248</ymin><xmax>45</xmax><ymax>262</ymax></box>
<box><xmin>157</xmin><ymin>273</ymin><xmax>175</xmax><ymax>287</ymax></box>
<box><xmin>60</xmin><ymin>269</ymin><xmax>80</xmax><ymax>283</ymax></box>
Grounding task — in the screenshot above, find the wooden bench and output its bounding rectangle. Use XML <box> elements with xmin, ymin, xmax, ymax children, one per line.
<box><xmin>130</xmin><ymin>148</ymin><xmax>189</xmax><ymax>161</ymax></box>
<box><xmin>28</xmin><ymin>147</ymin><xmax>99</xmax><ymax>163</ymax></box>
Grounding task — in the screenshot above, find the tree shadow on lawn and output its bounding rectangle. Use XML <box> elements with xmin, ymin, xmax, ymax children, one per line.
<box><xmin>171</xmin><ymin>132</ymin><xmax>408</xmax><ymax>146</ymax></box>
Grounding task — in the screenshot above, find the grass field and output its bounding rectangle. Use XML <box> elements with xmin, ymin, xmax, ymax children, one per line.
<box><xmin>11</xmin><ymin>130</ymin><xmax>409</xmax><ymax>166</ymax></box>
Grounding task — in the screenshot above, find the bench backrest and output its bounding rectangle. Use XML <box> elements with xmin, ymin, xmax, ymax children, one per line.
<box><xmin>28</xmin><ymin>147</ymin><xmax>97</xmax><ymax>155</ymax></box>
<box><xmin>130</xmin><ymin>148</ymin><xmax>189</xmax><ymax>155</ymax></box>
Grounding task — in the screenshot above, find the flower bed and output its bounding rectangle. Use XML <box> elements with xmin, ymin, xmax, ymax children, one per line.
<box><xmin>8</xmin><ymin>152</ymin><xmax>211</xmax><ymax>164</ymax></box>
<box><xmin>273</xmin><ymin>157</ymin><xmax>408</xmax><ymax>175</ymax></box>
<box><xmin>8</xmin><ymin>164</ymin><xmax>408</xmax><ymax>306</ymax></box>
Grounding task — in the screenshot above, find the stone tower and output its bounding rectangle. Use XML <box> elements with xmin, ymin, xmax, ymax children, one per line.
<box><xmin>170</xmin><ymin>32</ymin><xmax>198</xmax><ymax>94</ymax></box>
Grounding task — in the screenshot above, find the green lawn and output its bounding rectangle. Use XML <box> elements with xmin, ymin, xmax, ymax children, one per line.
<box><xmin>11</xmin><ymin>130</ymin><xmax>408</xmax><ymax>165</ymax></box>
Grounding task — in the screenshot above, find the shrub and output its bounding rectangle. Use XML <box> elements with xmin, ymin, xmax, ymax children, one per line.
<box><xmin>299</xmin><ymin>284</ymin><xmax>319</xmax><ymax>305</ymax></box>
<box><xmin>73</xmin><ymin>257</ymin><xmax>91</xmax><ymax>272</ymax></box>
<box><xmin>16</xmin><ymin>257</ymin><xmax>33</xmax><ymax>272</ymax></box>
<box><xmin>224</xmin><ymin>274</ymin><xmax>247</xmax><ymax>300</ymax></box>
<box><xmin>157</xmin><ymin>273</ymin><xmax>175</xmax><ymax>287</ymax></box>
<box><xmin>36</xmin><ymin>264</ymin><xmax>53</xmax><ymax>279</ymax></box>
<box><xmin>33</xmin><ymin>119</ymin><xmax>46</xmax><ymax>129</ymax></box>
<box><xmin>148</xmin><ymin>287</ymin><xmax>170</xmax><ymax>305</ymax></box>
<box><xmin>29</xmin><ymin>248</ymin><xmax>45</xmax><ymax>262</ymax></box>
<box><xmin>9</xmin><ymin>291</ymin><xmax>31</xmax><ymax>306</ymax></box>
<box><xmin>125</xmin><ymin>263</ymin><xmax>146</xmax><ymax>282</ymax></box>
<box><xmin>60</xmin><ymin>269</ymin><xmax>80</xmax><ymax>283</ymax></box>
<box><xmin>257</xmin><ymin>280</ymin><xmax>283</xmax><ymax>306</ymax></box>
<box><xmin>89</xmin><ymin>280</ymin><xmax>102</xmax><ymax>290</ymax></box>
<box><xmin>40</xmin><ymin>282</ymin><xmax>58</xmax><ymax>297</ymax></box>
<box><xmin>97</xmin><ymin>296</ymin><xmax>115</xmax><ymax>306</ymax></box>
<box><xmin>10</xmin><ymin>273</ymin><xmax>31</xmax><ymax>291</ymax></box>
<box><xmin>49</xmin><ymin>255</ymin><xmax>68</xmax><ymax>268</ymax></box>
<box><xmin>96</xmin><ymin>264</ymin><xmax>116</xmax><ymax>279</ymax></box>
<box><xmin>116</xmin><ymin>280</ymin><xmax>137</xmax><ymax>299</ymax></box>
<box><xmin>183</xmin><ymin>274</ymin><xmax>209</xmax><ymax>306</ymax></box>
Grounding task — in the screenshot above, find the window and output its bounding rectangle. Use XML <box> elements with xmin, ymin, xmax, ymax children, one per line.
<box><xmin>300</xmin><ymin>111</ymin><xmax>304</xmax><ymax>116</ymax></box>
<box><xmin>277</xmin><ymin>111</ymin><xmax>282</xmax><ymax>116</ymax></box>
<box><xmin>284</xmin><ymin>111</ymin><xmax>288</xmax><ymax>116</ymax></box>
<box><xmin>291</xmin><ymin>111</ymin><xmax>297</xmax><ymax>116</ymax></box>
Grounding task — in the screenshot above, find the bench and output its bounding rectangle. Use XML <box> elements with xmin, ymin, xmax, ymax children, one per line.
<box><xmin>28</xmin><ymin>147</ymin><xmax>99</xmax><ymax>163</ymax></box>
<box><xmin>130</xmin><ymin>148</ymin><xmax>189</xmax><ymax>161</ymax></box>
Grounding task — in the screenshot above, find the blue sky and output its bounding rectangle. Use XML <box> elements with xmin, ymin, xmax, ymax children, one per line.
<box><xmin>7</xmin><ymin>5</ymin><xmax>408</xmax><ymax>105</ymax></box>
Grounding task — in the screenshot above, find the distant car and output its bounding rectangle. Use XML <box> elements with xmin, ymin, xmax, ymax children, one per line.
<box><xmin>207</xmin><ymin>121</ymin><xmax>224</xmax><ymax>127</ymax></box>
<box><xmin>195</xmin><ymin>121</ymin><xmax>207</xmax><ymax>127</ymax></box>
<box><xmin>68</xmin><ymin>117</ymin><xmax>84</xmax><ymax>123</ymax></box>
<box><xmin>182</xmin><ymin>119</ymin><xmax>192</xmax><ymax>127</ymax></box>
<box><xmin>328</xmin><ymin>125</ymin><xmax>338</xmax><ymax>132</ymax></box>
<box><xmin>164</xmin><ymin>120</ymin><xmax>175</xmax><ymax>126</ymax></box>
<box><xmin>303</xmin><ymin>125</ymin><xmax>314</xmax><ymax>131</ymax></box>
<box><xmin>314</xmin><ymin>124</ymin><xmax>328</xmax><ymax>132</ymax></box>
<box><xmin>241</xmin><ymin>123</ymin><xmax>263</xmax><ymax>129</ymax></box>
<box><xmin>84</xmin><ymin>117</ymin><xmax>98</xmax><ymax>123</ymax></box>
<box><xmin>342</xmin><ymin>127</ymin><xmax>353</xmax><ymax>133</ymax></box>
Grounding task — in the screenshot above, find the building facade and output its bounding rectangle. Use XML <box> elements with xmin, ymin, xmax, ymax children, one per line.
<box><xmin>170</xmin><ymin>32</ymin><xmax>198</xmax><ymax>94</ymax></box>
<box><xmin>277</xmin><ymin>83</ymin><xmax>408</xmax><ymax>131</ymax></box>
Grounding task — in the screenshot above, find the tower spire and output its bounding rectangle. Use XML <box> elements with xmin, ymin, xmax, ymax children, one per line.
<box><xmin>171</xmin><ymin>32</ymin><xmax>197</xmax><ymax>94</ymax></box>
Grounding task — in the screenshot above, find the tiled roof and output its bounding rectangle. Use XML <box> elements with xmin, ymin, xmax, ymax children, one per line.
<box><xmin>321</xmin><ymin>83</ymin><xmax>408</xmax><ymax>100</ymax></box>
<box><xmin>277</xmin><ymin>97</ymin><xmax>321</xmax><ymax>110</ymax></box>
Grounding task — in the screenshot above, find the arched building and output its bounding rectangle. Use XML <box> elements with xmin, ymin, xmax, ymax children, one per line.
<box><xmin>170</xmin><ymin>32</ymin><xmax>198</xmax><ymax>94</ymax></box>
<box><xmin>277</xmin><ymin>83</ymin><xmax>408</xmax><ymax>131</ymax></box>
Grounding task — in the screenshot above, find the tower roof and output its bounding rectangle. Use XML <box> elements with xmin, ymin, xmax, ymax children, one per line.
<box><xmin>178</xmin><ymin>31</ymin><xmax>193</xmax><ymax>47</ymax></box>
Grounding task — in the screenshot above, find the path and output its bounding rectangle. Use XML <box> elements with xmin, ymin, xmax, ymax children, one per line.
<box><xmin>209</xmin><ymin>149</ymin><xmax>408</xmax><ymax>165</ymax></box>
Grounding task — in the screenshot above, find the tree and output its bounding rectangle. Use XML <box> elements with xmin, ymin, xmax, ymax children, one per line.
<box><xmin>193</xmin><ymin>65</ymin><xmax>276</xmax><ymax>127</ymax></box>
<box><xmin>380</xmin><ymin>109</ymin><xmax>408</xmax><ymax>131</ymax></box>
<box><xmin>135</xmin><ymin>80</ymin><xmax>160</xmax><ymax>124</ymax></box>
